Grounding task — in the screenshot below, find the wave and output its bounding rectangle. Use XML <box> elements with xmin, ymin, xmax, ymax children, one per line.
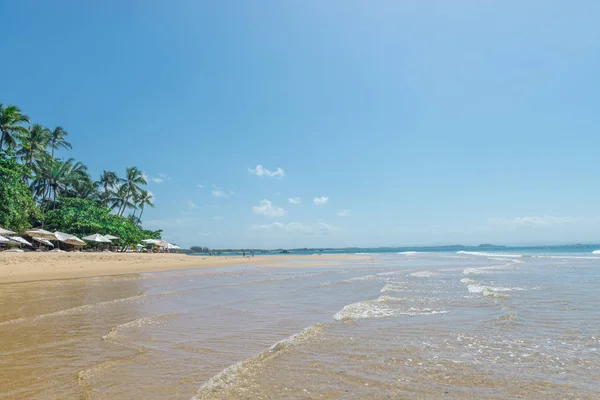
<box><xmin>380</xmin><ymin>282</ymin><xmax>406</xmax><ymax>293</ymax></box>
<box><xmin>461</xmin><ymin>278</ymin><xmax>525</xmax><ymax>298</ymax></box>
<box><xmin>457</xmin><ymin>251</ymin><xmax>523</xmax><ymax>258</ymax></box>
<box><xmin>0</xmin><ymin>293</ymin><xmax>148</xmax><ymax>327</ymax></box>
<box><xmin>192</xmin><ymin>324</ymin><xmax>324</xmax><ymax>399</ymax></box>
<box><xmin>333</xmin><ymin>296</ymin><xmax>448</xmax><ymax>320</ymax></box>
<box><xmin>592</xmin><ymin>250</ymin><xmax>600</xmax><ymax>254</ymax></box>
<box><xmin>398</xmin><ymin>251</ymin><xmax>419</xmax><ymax>255</ymax></box>
<box><xmin>409</xmin><ymin>271</ymin><xmax>439</xmax><ymax>278</ymax></box>
<box><xmin>102</xmin><ymin>314</ymin><xmax>178</xmax><ymax>342</ymax></box>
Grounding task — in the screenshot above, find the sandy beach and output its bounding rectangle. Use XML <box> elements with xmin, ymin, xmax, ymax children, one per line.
<box><xmin>0</xmin><ymin>252</ymin><xmax>368</xmax><ymax>284</ymax></box>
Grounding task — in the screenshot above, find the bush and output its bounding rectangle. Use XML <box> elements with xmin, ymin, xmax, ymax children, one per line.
<box><xmin>0</xmin><ymin>155</ymin><xmax>38</xmax><ymax>232</ymax></box>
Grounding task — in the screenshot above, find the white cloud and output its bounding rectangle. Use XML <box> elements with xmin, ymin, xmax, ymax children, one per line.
<box><xmin>212</xmin><ymin>184</ymin><xmax>233</xmax><ymax>198</ymax></box>
<box><xmin>188</xmin><ymin>200</ymin><xmax>198</xmax><ymax>209</ymax></box>
<box><xmin>251</xmin><ymin>221</ymin><xmax>336</xmax><ymax>235</ymax></box>
<box><xmin>313</xmin><ymin>196</ymin><xmax>329</xmax><ymax>205</ymax></box>
<box><xmin>336</xmin><ymin>209</ymin><xmax>351</xmax><ymax>217</ymax></box>
<box><xmin>151</xmin><ymin>173</ymin><xmax>171</xmax><ymax>184</ymax></box>
<box><xmin>288</xmin><ymin>197</ymin><xmax>302</xmax><ymax>205</ymax></box>
<box><xmin>196</xmin><ymin>184</ymin><xmax>204</xmax><ymax>189</ymax></box>
<box><xmin>252</xmin><ymin>200</ymin><xmax>286</xmax><ymax>217</ymax></box>
<box><xmin>213</xmin><ymin>216</ymin><xmax>224</xmax><ymax>220</ymax></box>
<box><xmin>248</xmin><ymin>164</ymin><xmax>285</xmax><ymax>178</ymax></box>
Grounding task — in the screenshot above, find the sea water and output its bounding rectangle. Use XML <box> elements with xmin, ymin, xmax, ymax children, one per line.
<box><xmin>1</xmin><ymin>250</ymin><xmax>599</xmax><ymax>399</ymax></box>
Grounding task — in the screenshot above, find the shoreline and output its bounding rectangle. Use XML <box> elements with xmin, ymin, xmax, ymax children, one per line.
<box><xmin>0</xmin><ymin>252</ymin><xmax>369</xmax><ymax>284</ymax></box>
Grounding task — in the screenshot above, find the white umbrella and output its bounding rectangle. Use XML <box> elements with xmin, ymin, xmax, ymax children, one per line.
<box><xmin>31</xmin><ymin>237</ymin><xmax>54</xmax><ymax>247</ymax></box>
<box><xmin>142</xmin><ymin>239</ymin><xmax>169</xmax><ymax>246</ymax></box>
<box><xmin>103</xmin><ymin>234</ymin><xmax>120</xmax><ymax>240</ymax></box>
<box><xmin>166</xmin><ymin>243</ymin><xmax>180</xmax><ymax>250</ymax></box>
<box><xmin>8</xmin><ymin>237</ymin><xmax>33</xmax><ymax>246</ymax></box>
<box><xmin>26</xmin><ymin>228</ymin><xmax>56</xmax><ymax>240</ymax></box>
<box><xmin>82</xmin><ymin>234</ymin><xmax>112</xmax><ymax>243</ymax></box>
<box><xmin>55</xmin><ymin>232</ymin><xmax>85</xmax><ymax>246</ymax></box>
<box><xmin>0</xmin><ymin>227</ymin><xmax>16</xmax><ymax>236</ymax></box>
<box><xmin>0</xmin><ymin>236</ymin><xmax>11</xmax><ymax>243</ymax></box>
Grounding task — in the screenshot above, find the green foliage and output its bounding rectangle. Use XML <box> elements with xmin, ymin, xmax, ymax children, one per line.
<box><xmin>0</xmin><ymin>154</ymin><xmax>38</xmax><ymax>232</ymax></box>
<box><xmin>44</xmin><ymin>198</ymin><xmax>161</xmax><ymax>246</ymax></box>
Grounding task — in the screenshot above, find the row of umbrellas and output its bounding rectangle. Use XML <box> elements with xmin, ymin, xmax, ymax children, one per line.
<box><xmin>1</xmin><ymin>227</ymin><xmax>179</xmax><ymax>250</ymax></box>
<box><xmin>0</xmin><ymin>227</ymin><xmax>120</xmax><ymax>248</ymax></box>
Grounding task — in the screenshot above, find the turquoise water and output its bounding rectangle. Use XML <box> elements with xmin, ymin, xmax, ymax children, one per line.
<box><xmin>193</xmin><ymin>244</ymin><xmax>600</xmax><ymax>257</ymax></box>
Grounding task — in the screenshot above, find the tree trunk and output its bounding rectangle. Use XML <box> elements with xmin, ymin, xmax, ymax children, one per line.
<box><xmin>139</xmin><ymin>207</ymin><xmax>144</xmax><ymax>221</ymax></box>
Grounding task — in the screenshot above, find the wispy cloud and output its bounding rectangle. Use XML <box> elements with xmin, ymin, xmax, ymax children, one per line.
<box><xmin>248</xmin><ymin>164</ymin><xmax>285</xmax><ymax>178</ymax></box>
<box><xmin>251</xmin><ymin>221</ymin><xmax>336</xmax><ymax>235</ymax></box>
<box><xmin>313</xmin><ymin>196</ymin><xmax>329</xmax><ymax>205</ymax></box>
<box><xmin>336</xmin><ymin>209</ymin><xmax>351</xmax><ymax>217</ymax></box>
<box><xmin>212</xmin><ymin>184</ymin><xmax>233</xmax><ymax>198</ymax></box>
<box><xmin>188</xmin><ymin>200</ymin><xmax>199</xmax><ymax>209</ymax></box>
<box><xmin>196</xmin><ymin>184</ymin><xmax>204</xmax><ymax>189</ymax></box>
<box><xmin>288</xmin><ymin>197</ymin><xmax>302</xmax><ymax>205</ymax></box>
<box><xmin>252</xmin><ymin>200</ymin><xmax>286</xmax><ymax>217</ymax></box>
<box><xmin>151</xmin><ymin>173</ymin><xmax>171</xmax><ymax>184</ymax></box>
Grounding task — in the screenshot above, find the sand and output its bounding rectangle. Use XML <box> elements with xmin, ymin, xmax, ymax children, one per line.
<box><xmin>0</xmin><ymin>252</ymin><xmax>368</xmax><ymax>284</ymax></box>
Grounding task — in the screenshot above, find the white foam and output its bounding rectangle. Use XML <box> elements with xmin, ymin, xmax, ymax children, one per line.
<box><xmin>398</xmin><ymin>251</ymin><xmax>419</xmax><ymax>255</ymax></box>
<box><xmin>102</xmin><ymin>314</ymin><xmax>176</xmax><ymax>341</ymax></box>
<box><xmin>461</xmin><ymin>278</ymin><xmax>525</xmax><ymax>298</ymax></box>
<box><xmin>409</xmin><ymin>271</ymin><xmax>439</xmax><ymax>278</ymax></box>
<box><xmin>333</xmin><ymin>296</ymin><xmax>448</xmax><ymax>320</ymax></box>
<box><xmin>380</xmin><ymin>282</ymin><xmax>406</xmax><ymax>293</ymax></box>
<box><xmin>592</xmin><ymin>250</ymin><xmax>600</xmax><ymax>255</ymax></box>
<box><xmin>457</xmin><ymin>251</ymin><xmax>522</xmax><ymax>258</ymax></box>
<box><xmin>192</xmin><ymin>324</ymin><xmax>323</xmax><ymax>399</ymax></box>
<box><xmin>342</xmin><ymin>274</ymin><xmax>378</xmax><ymax>283</ymax></box>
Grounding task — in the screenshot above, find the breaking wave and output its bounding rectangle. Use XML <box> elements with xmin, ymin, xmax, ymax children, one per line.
<box><xmin>333</xmin><ymin>296</ymin><xmax>448</xmax><ymax>320</ymax></box>
<box><xmin>192</xmin><ymin>324</ymin><xmax>324</xmax><ymax>399</ymax></box>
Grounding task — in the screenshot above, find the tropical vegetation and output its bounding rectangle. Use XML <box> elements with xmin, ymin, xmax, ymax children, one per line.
<box><xmin>0</xmin><ymin>102</ymin><xmax>161</xmax><ymax>246</ymax></box>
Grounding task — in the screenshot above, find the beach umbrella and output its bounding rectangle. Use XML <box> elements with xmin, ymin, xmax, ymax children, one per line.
<box><xmin>142</xmin><ymin>239</ymin><xmax>169</xmax><ymax>246</ymax></box>
<box><xmin>31</xmin><ymin>237</ymin><xmax>54</xmax><ymax>247</ymax></box>
<box><xmin>0</xmin><ymin>227</ymin><xmax>16</xmax><ymax>236</ymax></box>
<box><xmin>103</xmin><ymin>234</ymin><xmax>120</xmax><ymax>240</ymax></box>
<box><xmin>0</xmin><ymin>236</ymin><xmax>11</xmax><ymax>243</ymax></box>
<box><xmin>54</xmin><ymin>232</ymin><xmax>85</xmax><ymax>246</ymax></box>
<box><xmin>82</xmin><ymin>234</ymin><xmax>112</xmax><ymax>243</ymax></box>
<box><xmin>8</xmin><ymin>237</ymin><xmax>33</xmax><ymax>246</ymax></box>
<box><xmin>26</xmin><ymin>228</ymin><xmax>56</xmax><ymax>240</ymax></box>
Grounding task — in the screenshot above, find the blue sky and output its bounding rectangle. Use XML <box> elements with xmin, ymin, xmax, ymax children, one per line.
<box><xmin>2</xmin><ymin>1</ymin><xmax>600</xmax><ymax>248</ymax></box>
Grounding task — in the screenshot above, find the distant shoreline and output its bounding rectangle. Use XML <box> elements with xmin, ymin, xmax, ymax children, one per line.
<box><xmin>0</xmin><ymin>253</ymin><xmax>369</xmax><ymax>284</ymax></box>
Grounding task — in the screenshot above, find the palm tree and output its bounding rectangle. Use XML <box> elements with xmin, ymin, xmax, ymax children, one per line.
<box><xmin>47</xmin><ymin>126</ymin><xmax>71</xmax><ymax>158</ymax></box>
<box><xmin>17</xmin><ymin>124</ymin><xmax>50</xmax><ymax>171</ymax></box>
<box><xmin>0</xmin><ymin>104</ymin><xmax>29</xmax><ymax>151</ymax></box>
<box><xmin>117</xmin><ymin>166</ymin><xmax>147</xmax><ymax>216</ymax></box>
<box><xmin>135</xmin><ymin>190</ymin><xmax>154</xmax><ymax>221</ymax></box>
<box><xmin>114</xmin><ymin>183</ymin><xmax>136</xmax><ymax>215</ymax></box>
<box><xmin>96</xmin><ymin>170</ymin><xmax>121</xmax><ymax>207</ymax></box>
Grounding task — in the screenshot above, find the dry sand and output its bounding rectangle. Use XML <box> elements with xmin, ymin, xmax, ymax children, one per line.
<box><xmin>0</xmin><ymin>252</ymin><xmax>368</xmax><ymax>284</ymax></box>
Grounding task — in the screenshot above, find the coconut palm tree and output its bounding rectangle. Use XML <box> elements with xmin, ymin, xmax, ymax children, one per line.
<box><xmin>17</xmin><ymin>124</ymin><xmax>50</xmax><ymax>171</ymax></box>
<box><xmin>135</xmin><ymin>190</ymin><xmax>154</xmax><ymax>221</ymax></box>
<box><xmin>47</xmin><ymin>126</ymin><xmax>71</xmax><ymax>158</ymax></box>
<box><xmin>0</xmin><ymin>104</ymin><xmax>29</xmax><ymax>151</ymax></box>
<box><xmin>117</xmin><ymin>167</ymin><xmax>147</xmax><ymax>216</ymax></box>
<box><xmin>96</xmin><ymin>170</ymin><xmax>121</xmax><ymax>207</ymax></box>
<box><xmin>114</xmin><ymin>183</ymin><xmax>136</xmax><ymax>215</ymax></box>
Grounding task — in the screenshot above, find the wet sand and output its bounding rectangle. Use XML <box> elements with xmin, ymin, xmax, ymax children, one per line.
<box><xmin>0</xmin><ymin>252</ymin><xmax>367</xmax><ymax>284</ymax></box>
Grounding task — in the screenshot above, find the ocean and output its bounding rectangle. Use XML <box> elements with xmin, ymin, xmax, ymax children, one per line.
<box><xmin>1</xmin><ymin>248</ymin><xmax>599</xmax><ymax>399</ymax></box>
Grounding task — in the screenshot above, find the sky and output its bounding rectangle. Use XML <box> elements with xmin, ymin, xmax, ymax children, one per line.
<box><xmin>2</xmin><ymin>1</ymin><xmax>600</xmax><ymax>248</ymax></box>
